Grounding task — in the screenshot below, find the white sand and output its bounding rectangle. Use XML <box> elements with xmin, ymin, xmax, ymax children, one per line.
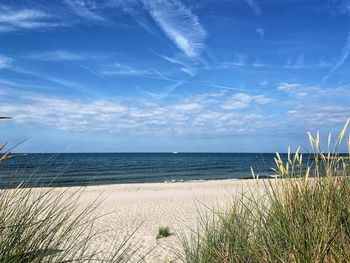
<box><xmin>61</xmin><ymin>179</ymin><xmax>264</xmax><ymax>262</ymax></box>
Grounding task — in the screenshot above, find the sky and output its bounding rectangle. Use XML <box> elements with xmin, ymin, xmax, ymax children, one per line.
<box><xmin>0</xmin><ymin>0</ymin><xmax>350</xmax><ymax>153</ymax></box>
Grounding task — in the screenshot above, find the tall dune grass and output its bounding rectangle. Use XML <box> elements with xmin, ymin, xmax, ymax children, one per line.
<box><xmin>0</xmin><ymin>142</ymin><xmax>138</xmax><ymax>262</ymax></box>
<box><xmin>179</xmin><ymin>120</ymin><xmax>350</xmax><ymax>263</ymax></box>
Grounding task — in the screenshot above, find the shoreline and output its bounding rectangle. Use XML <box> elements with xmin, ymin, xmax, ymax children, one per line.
<box><xmin>2</xmin><ymin>176</ymin><xmax>275</xmax><ymax>190</ymax></box>
<box><xmin>25</xmin><ymin>177</ymin><xmax>263</xmax><ymax>191</ymax></box>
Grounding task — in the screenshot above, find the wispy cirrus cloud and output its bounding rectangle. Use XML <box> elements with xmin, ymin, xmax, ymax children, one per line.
<box><xmin>221</xmin><ymin>53</ymin><xmax>268</xmax><ymax>68</ymax></box>
<box><xmin>283</xmin><ymin>54</ymin><xmax>332</xmax><ymax>69</ymax></box>
<box><xmin>142</xmin><ymin>0</ymin><xmax>207</xmax><ymax>58</ymax></box>
<box><xmin>154</xmin><ymin>52</ymin><xmax>200</xmax><ymax>76</ymax></box>
<box><xmin>292</xmin><ymin>54</ymin><xmax>305</xmax><ymax>69</ymax></box>
<box><xmin>330</xmin><ymin>0</ymin><xmax>350</xmax><ymax>15</ymax></box>
<box><xmin>330</xmin><ymin>32</ymin><xmax>350</xmax><ymax>73</ymax></box>
<box><xmin>6</xmin><ymin>67</ymin><xmax>101</xmax><ymax>95</ymax></box>
<box><xmin>144</xmin><ymin>82</ymin><xmax>183</xmax><ymax>100</ymax></box>
<box><xmin>229</xmin><ymin>53</ymin><xmax>248</xmax><ymax>66</ymax></box>
<box><xmin>0</xmin><ymin>6</ymin><xmax>64</xmax><ymax>32</ymax></box>
<box><xmin>25</xmin><ymin>50</ymin><xmax>84</xmax><ymax>61</ymax></box>
<box><xmin>284</xmin><ymin>54</ymin><xmax>305</xmax><ymax>69</ymax></box>
<box><xmin>101</xmin><ymin>62</ymin><xmax>154</xmax><ymax>77</ymax></box>
<box><xmin>117</xmin><ymin>0</ymin><xmax>160</xmax><ymax>36</ymax></box>
<box><xmin>64</xmin><ymin>0</ymin><xmax>106</xmax><ymax>22</ymax></box>
<box><xmin>180</xmin><ymin>67</ymin><xmax>196</xmax><ymax>76</ymax></box>
<box><xmin>322</xmin><ymin>32</ymin><xmax>350</xmax><ymax>81</ymax></box>
<box><xmin>158</xmin><ymin>54</ymin><xmax>184</xmax><ymax>66</ymax></box>
<box><xmin>0</xmin><ymin>55</ymin><xmax>12</xmax><ymax>69</ymax></box>
<box><xmin>243</xmin><ymin>0</ymin><xmax>262</xmax><ymax>15</ymax></box>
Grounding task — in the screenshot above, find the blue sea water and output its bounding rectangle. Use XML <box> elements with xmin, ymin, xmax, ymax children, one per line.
<box><xmin>0</xmin><ymin>153</ymin><xmax>281</xmax><ymax>187</ymax></box>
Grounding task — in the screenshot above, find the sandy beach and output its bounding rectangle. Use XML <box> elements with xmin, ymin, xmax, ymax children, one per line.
<box><xmin>61</xmin><ymin>179</ymin><xmax>264</xmax><ymax>262</ymax></box>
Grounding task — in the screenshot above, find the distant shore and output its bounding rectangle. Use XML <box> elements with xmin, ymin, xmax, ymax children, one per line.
<box><xmin>51</xmin><ymin>178</ymin><xmax>264</xmax><ymax>262</ymax></box>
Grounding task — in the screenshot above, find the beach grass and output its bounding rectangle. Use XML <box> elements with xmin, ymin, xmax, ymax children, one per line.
<box><xmin>0</xmin><ymin>143</ymin><xmax>139</xmax><ymax>262</ymax></box>
<box><xmin>179</xmin><ymin>119</ymin><xmax>350</xmax><ymax>263</ymax></box>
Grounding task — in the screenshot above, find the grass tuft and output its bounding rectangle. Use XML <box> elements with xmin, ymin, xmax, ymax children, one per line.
<box><xmin>157</xmin><ymin>226</ymin><xmax>172</xmax><ymax>239</ymax></box>
<box><xmin>179</xmin><ymin>119</ymin><xmax>350</xmax><ymax>263</ymax></box>
<box><xmin>0</xmin><ymin>138</ymin><xmax>139</xmax><ymax>262</ymax></box>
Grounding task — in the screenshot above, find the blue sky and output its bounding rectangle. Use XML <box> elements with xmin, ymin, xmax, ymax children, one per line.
<box><xmin>0</xmin><ymin>0</ymin><xmax>350</xmax><ymax>152</ymax></box>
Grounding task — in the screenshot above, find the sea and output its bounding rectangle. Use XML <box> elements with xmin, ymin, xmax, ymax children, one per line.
<box><xmin>0</xmin><ymin>153</ymin><xmax>285</xmax><ymax>188</ymax></box>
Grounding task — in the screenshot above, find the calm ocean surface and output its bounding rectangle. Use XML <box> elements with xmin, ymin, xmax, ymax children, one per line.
<box><xmin>0</xmin><ymin>153</ymin><xmax>284</xmax><ymax>187</ymax></box>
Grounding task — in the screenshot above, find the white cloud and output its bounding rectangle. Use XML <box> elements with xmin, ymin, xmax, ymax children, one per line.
<box><xmin>277</xmin><ymin>82</ymin><xmax>302</xmax><ymax>91</ymax></box>
<box><xmin>221</xmin><ymin>93</ymin><xmax>272</xmax><ymax>110</ymax></box>
<box><xmin>193</xmin><ymin>110</ymin><xmax>264</xmax><ymax>134</ymax></box>
<box><xmin>0</xmin><ymin>91</ymin><xmax>274</xmax><ymax>136</ymax></box>
<box><xmin>277</xmin><ymin>82</ymin><xmax>350</xmax><ymax>102</ymax></box>
<box><xmin>3</xmin><ymin>86</ymin><xmax>348</xmax><ymax>137</ymax></box>
<box><xmin>0</xmin><ymin>6</ymin><xmax>63</xmax><ymax>31</ymax></box>
<box><xmin>222</xmin><ymin>93</ymin><xmax>252</xmax><ymax>110</ymax></box>
<box><xmin>256</xmin><ymin>27</ymin><xmax>264</xmax><ymax>39</ymax></box>
<box><xmin>254</xmin><ymin>95</ymin><xmax>272</xmax><ymax>104</ymax></box>
<box><xmin>0</xmin><ymin>55</ymin><xmax>12</xmax><ymax>69</ymax></box>
<box><xmin>296</xmin><ymin>92</ymin><xmax>308</xmax><ymax>98</ymax></box>
<box><xmin>260</xmin><ymin>80</ymin><xmax>268</xmax><ymax>86</ymax></box>
<box><xmin>142</xmin><ymin>0</ymin><xmax>207</xmax><ymax>58</ymax></box>
<box><xmin>171</xmin><ymin>102</ymin><xmax>202</xmax><ymax>112</ymax></box>
<box><xmin>285</xmin><ymin>104</ymin><xmax>350</xmax><ymax>128</ymax></box>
